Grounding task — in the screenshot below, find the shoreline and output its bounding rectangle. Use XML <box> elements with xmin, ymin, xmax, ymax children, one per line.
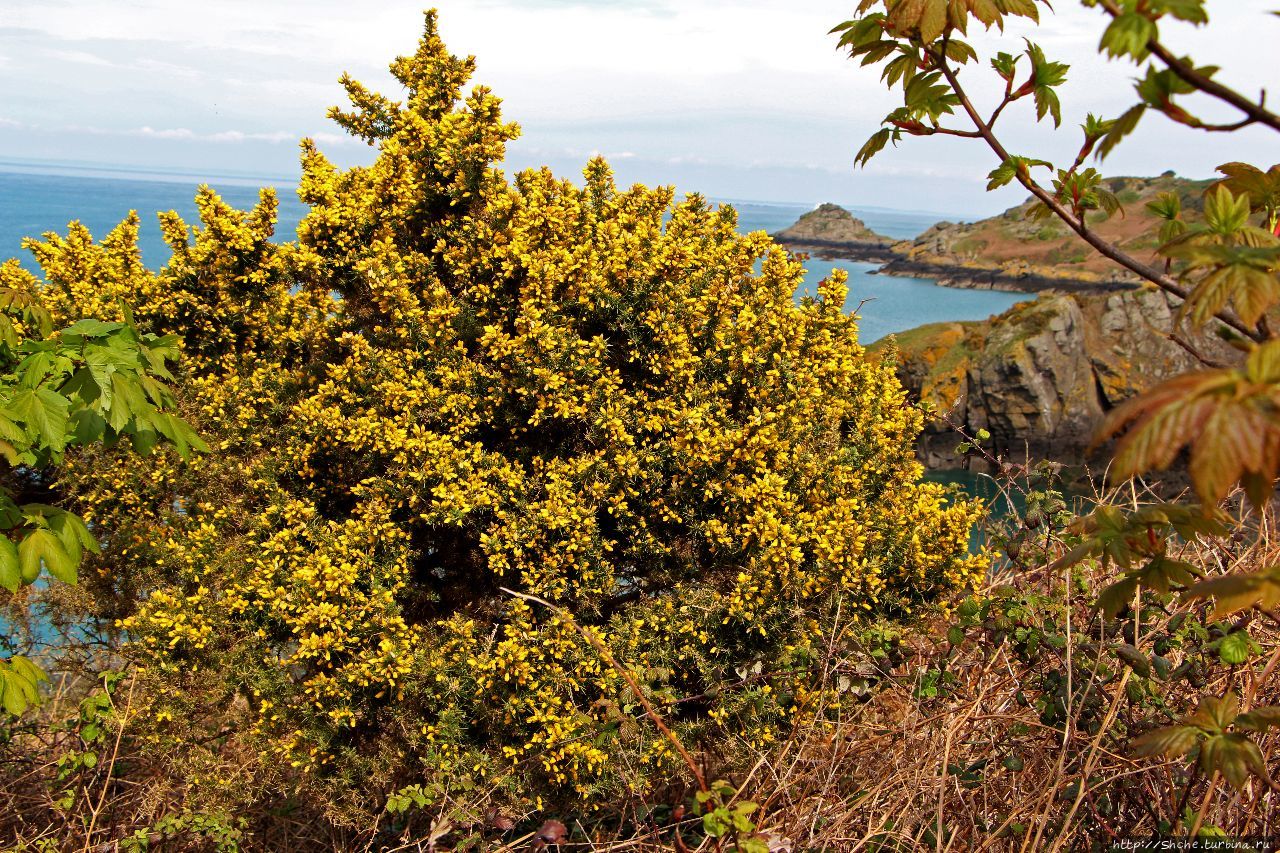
<box><xmin>774</xmin><ymin>236</ymin><xmax>1136</xmax><ymax>296</ymax></box>
<box><xmin>877</xmin><ymin>257</ymin><xmax>1135</xmax><ymax>295</ymax></box>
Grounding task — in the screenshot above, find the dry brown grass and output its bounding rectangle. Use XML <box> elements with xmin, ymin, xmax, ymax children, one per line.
<box><xmin>5</xmin><ymin>483</ymin><xmax>1280</xmax><ymax>851</ymax></box>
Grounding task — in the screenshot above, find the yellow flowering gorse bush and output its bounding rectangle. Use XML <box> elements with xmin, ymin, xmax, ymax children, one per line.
<box><xmin>21</xmin><ymin>12</ymin><xmax>984</xmax><ymax>818</ymax></box>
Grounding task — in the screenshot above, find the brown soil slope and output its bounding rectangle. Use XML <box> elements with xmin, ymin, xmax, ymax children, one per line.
<box><xmin>894</xmin><ymin>173</ymin><xmax>1214</xmax><ymax>286</ymax></box>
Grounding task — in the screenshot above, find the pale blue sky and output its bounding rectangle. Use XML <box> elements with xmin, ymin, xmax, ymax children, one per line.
<box><xmin>1</xmin><ymin>0</ymin><xmax>1275</xmax><ymax>215</ymax></box>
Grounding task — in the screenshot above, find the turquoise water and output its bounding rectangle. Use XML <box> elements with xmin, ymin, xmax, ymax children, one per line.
<box><xmin>0</xmin><ymin>166</ymin><xmax>1030</xmax><ymax>344</ymax></box>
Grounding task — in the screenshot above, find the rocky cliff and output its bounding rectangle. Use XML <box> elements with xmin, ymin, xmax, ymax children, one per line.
<box><xmin>870</xmin><ymin>288</ymin><xmax>1242</xmax><ymax>470</ymax></box>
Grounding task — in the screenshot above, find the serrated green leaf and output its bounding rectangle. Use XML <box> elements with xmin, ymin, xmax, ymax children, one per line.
<box><xmin>1096</xmin><ymin>575</ymin><xmax>1138</xmax><ymax>617</ymax></box>
<box><xmin>1188</xmin><ymin>694</ymin><xmax>1239</xmax><ymax>734</ymax></box>
<box><xmin>919</xmin><ymin>0</ymin><xmax>948</xmax><ymax>42</ymax></box>
<box><xmin>1184</xmin><ymin>567</ymin><xmax>1280</xmax><ymax>619</ymax></box>
<box><xmin>1203</xmin><ymin>733</ymin><xmax>1267</xmax><ymax>789</ymax></box>
<box><xmin>0</xmin><ymin>535</ymin><xmax>18</xmax><ymax>592</ymax></box>
<box><xmin>1097</xmin><ymin>105</ymin><xmax>1145</xmax><ymax>161</ymax></box>
<box><xmin>855</xmin><ymin>128</ymin><xmax>895</xmax><ymax>168</ymax></box>
<box><xmin>6</xmin><ymin>387</ymin><xmax>70</xmax><ymax>453</ymax></box>
<box><xmin>19</xmin><ymin>528</ymin><xmax>77</xmax><ymax>585</ymax></box>
<box><xmin>1100</xmin><ymin>12</ymin><xmax>1156</xmax><ymax>60</ymax></box>
<box><xmin>1131</xmin><ymin>724</ymin><xmax>1199</xmax><ymax>758</ymax></box>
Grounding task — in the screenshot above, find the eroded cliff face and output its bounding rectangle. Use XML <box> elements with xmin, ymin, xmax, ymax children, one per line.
<box><xmin>873</xmin><ymin>289</ymin><xmax>1241</xmax><ymax>469</ymax></box>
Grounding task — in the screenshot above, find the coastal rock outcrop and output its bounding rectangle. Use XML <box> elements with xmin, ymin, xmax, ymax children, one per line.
<box><xmin>773</xmin><ymin>203</ymin><xmax>898</xmax><ymax>262</ymax></box>
<box><xmin>776</xmin><ymin>175</ymin><xmax>1214</xmax><ymax>294</ymax></box>
<box><xmin>872</xmin><ymin>288</ymin><xmax>1242</xmax><ymax>469</ymax></box>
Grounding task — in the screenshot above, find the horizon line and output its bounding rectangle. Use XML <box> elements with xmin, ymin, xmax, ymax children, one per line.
<box><xmin>0</xmin><ymin>155</ymin><xmax>969</xmax><ymax>221</ymax></box>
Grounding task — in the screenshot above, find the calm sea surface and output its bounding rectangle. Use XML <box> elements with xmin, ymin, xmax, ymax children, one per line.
<box><xmin>0</xmin><ymin>165</ymin><xmax>1030</xmax><ymax>345</ymax></box>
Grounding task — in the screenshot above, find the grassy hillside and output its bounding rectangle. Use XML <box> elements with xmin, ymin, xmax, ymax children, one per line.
<box><xmin>901</xmin><ymin>173</ymin><xmax>1214</xmax><ymax>283</ymax></box>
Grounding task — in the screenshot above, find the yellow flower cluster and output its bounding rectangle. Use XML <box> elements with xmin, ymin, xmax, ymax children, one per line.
<box><xmin>24</xmin><ymin>11</ymin><xmax>986</xmax><ymax>818</ymax></box>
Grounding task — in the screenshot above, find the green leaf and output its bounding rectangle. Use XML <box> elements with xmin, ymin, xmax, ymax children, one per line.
<box><xmin>1184</xmin><ymin>567</ymin><xmax>1280</xmax><ymax>619</ymax></box>
<box><xmin>1115</xmin><ymin>644</ymin><xmax>1151</xmax><ymax>678</ymax></box>
<box><xmin>1236</xmin><ymin>706</ymin><xmax>1280</xmax><ymax>732</ymax></box>
<box><xmin>1202</xmin><ymin>185</ymin><xmax>1252</xmax><ymax>235</ymax></box>
<box><xmin>107</xmin><ymin>373</ymin><xmax>149</xmax><ymax>433</ymax></box>
<box><xmin>1202</xmin><ymin>733</ymin><xmax>1268</xmax><ymax>789</ymax></box>
<box><xmin>19</xmin><ymin>528</ymin><xmax>77</xmax><ymax>585</ymax></box>
<box><xmin>47</xmin><ymin>510</ymin><xmax>99</xmax><ymax>563</ymax></box>
<box><xmin>1097</xmin><ymin>105</ymin><xmax>1145</xmax><ymax>161</ymax></box>
<box><xmin>1217</xmin><ymin>631</ymin><xmax>1255</xmax><ymax>666</ymax></box>
<box><xmin>1096</xmin><ymin>574</ymin><xmax>1139</xmax><ymax>617</ymax></box>
<box><xmin>990</xmin><ymin>51</ymin><xmax>1019</xmax><ymax>81</ymax></box>
<box><xmin>6</xmin><ymin>387</ymin><xmax>70</xmax><ymax>452</ymax></box>
<box><xmin>1131</xmin><ymin>724</ymin><xmax>1199</xmax><ymax>759</ymax></box>
<box><xmin>0</xmin><ymin>535</ymin><xmax>18</xmax><ymax>592</ymax></box>
<box><xmin>151</xmin><ymin>412</ymin><xmax>210</xmax><ymax>459</ymax></box>
<box><xmin>919</xmin><ymin>0</ymin><xmax>948</xmax><ymax>43</ymax></box>
<box><xmin>1024</xmin><ymin>41</ymin><xmax>1068</xmax><ymax>127</ymax></box>
<box><xmin>1100</xmin><ymin>12</ymin><xmax>1156</xmax><ymax>60</ymax></box>
<box><xmin>0</xmin><ymin>655</ymin><xmax>47</xmax><ymax>717</ymax></box>
<box><xmin>61</xmin><ymin>318</ymin><xmax>123</xmax><ymax>338</ymax></box>
<box><xmin>855</xmin><ymin>128</ymin><xmax>896</xmax><ymax>168</ymax></box>
<box><xmin>17</xmin><ymin>350</ymin><xmax>56</xmax><ymax>389</ymax></box>
<box><xmin>1152</xmin><ymin>0</ymin><xmax>1208</xmax><ymax>24</ymax></box>
<box><xmin>70</xmin><ymin>410</ymin><xmax>108</xmax><ymax>447</ymax></box>
<box><xmin>986</xmin><ymin>156</ymin><xmax>1051</xmax><ymax>191</ymax></box>
<box><xmin>1187</xmin><ymin>694</ymin><xmax>1239</xmax><ymax>734</ymax></box>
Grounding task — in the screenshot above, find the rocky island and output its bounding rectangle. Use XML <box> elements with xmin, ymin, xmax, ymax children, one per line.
<box><xmin>772</xmin><ymin>202</ymin><xmax>899</xmax><ymax>263</ymax></box>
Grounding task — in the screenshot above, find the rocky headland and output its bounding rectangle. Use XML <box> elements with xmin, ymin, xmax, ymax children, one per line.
<box><xmin>774</xmin><ymin>173</ymin><xmax>1213</xmax><ymax>294</ymax></box>
<box><xmin>776</xmin><ymin>175</ymin><xmax>1232</xmax><ymax>469</ymax></box>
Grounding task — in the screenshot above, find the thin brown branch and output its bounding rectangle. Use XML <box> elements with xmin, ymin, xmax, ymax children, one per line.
<box><xmin>928</xmin><ymin>41</ymin><xmax>1265</xmax><ymax>344</ymax></box>
<box><xmin>928</xmin><ymin>126</ymin><xmax>984</xmax><ymax>138</ymax></box>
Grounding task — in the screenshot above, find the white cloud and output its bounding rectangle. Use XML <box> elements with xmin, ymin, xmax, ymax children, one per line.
<box><xmin>311</xmin><ymin>131</ymin><xmax>359</xmax><ymax>148</ymax></box>
<box><xmin>136</xmin><ymin>126</ymin><xmax>196</xmax><ymax>140</ymax></box>
<box><xmin>133</xmin><ymin>58</ymin><xmax>201</xmax><ymax>79</ymax></box>
<box><xmin>62</xmin><ymin>125</ymin><xmax>304</xmax><ymax>144</ymax></box>
<box><xmin>207</xmin><ymin>129</ymin><xmax>295</xmax><ymax>144</ymax></box>
<box><xmin>2</xmin><ymin>0</ymin><xmax>1278</xmax><ymax>207</ymax></box>
<box><xmin>43</xmin><ymin>47</ymin><xmax>114</xmax><ymax>66</ymax></box>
